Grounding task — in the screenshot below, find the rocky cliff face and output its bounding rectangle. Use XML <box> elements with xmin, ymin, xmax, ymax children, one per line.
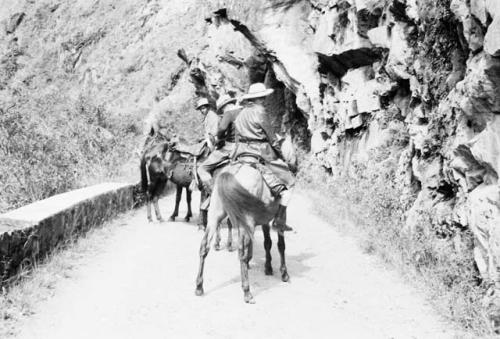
<box><xmin>176</xmin><ymin>0</ymin><xmax>500</xmax><ymax>302</ymax></box>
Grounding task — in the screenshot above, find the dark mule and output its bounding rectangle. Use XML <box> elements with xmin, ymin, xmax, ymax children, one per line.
<box><xmin>162</xmin><ymin>142</ymin><xmax>209</xmax><ymax>223</ymax></box>
<box><xmin>140</xmin><ymin>141</ymin><xmax>170</xmax><ymax>222</ymax></box>
<box><xmin>195</xmin><ymin>161</ymin><xmax>289</xmax><ymax>303</ymax></box>
<box><xmin>140</xmin><ymin>140</ymin><xmax>207</xmax><ymax>223</ymax></box>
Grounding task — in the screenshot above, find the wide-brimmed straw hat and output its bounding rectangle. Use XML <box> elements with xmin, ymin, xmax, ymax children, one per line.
<box><xmin>241</xmin><ymin>83</ymin><xmax>274</xmax><ymax>101</ymax></box>
<box><xmin>216</xmin><ymin>94</ymin><xmax>237</xmax><ymax>112</ymax></box>
<box><xmin>195</xmin><ymin>97</ymin><xmax>210</xmax><ymax>109</ymax></box>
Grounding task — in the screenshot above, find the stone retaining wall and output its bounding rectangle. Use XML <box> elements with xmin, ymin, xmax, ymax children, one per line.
<box><xmin>0</xmin><ymin>182</ymin><xmax>135</xmax><ymax>285</ymax></box>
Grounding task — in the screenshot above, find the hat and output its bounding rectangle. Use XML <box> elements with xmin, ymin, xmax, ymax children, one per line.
<box><xmin>195</xmin><ymin>98</ymin><xmax>209</xmax><ymax>109</ymax></box>
<box><xmin>216</xmin><ymin>94</ymin><xmax>237</xmax><ymax>112</ymax></box>
<box><xmin>240</xmin><ymin>83</ymin><xmax>274</xmax><ymax>101</ymax></box>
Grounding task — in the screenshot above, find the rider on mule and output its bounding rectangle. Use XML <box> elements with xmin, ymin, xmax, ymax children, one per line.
<box><xmin>196</xmin><ymin>98</ymin><xmax>219</xmax><ymax>152</ymax></box>
<box><xmin>233</xmin><ymin>83</ymin><xmax>295</xmax><ymax>232</ymax></box>
<box><xmin>197</xmin><ymin>94</ymin><xmax>241</xmax><ymax>193</ymax></box>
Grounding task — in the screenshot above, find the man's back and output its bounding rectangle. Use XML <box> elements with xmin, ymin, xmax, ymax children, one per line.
<box><xmin>235</xmin><ymin>103</ymin><xmax>272</xmax><ymax>142</ymax></box>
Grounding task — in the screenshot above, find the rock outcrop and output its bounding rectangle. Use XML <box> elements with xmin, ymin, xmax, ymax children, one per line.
<box><xmin>187</xmin><ymin>0</ymin><xmax>500</xmax><ymax>314</ymax></box>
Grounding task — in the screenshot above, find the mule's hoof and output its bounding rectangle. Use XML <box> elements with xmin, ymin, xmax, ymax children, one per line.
<box><xmin>227</xmin><ymin>245</ymin><xmax>235</xmax><ymax>252</ymax></box>
<box><xmin>265</xmin><ymin>267</ymin><xmax>273</xmax><ymax>276</ymax></box>
<box><xmin>158</xmin><ymin>218</ymin><xmax>165</xmax><ymax>223</ymax></box>
<box><xmin>281</xmin><ymin>272</ymin><xmax>290</xmax><ymax>282</ymax></box>
<box><xmin>214</xmin><ymin>243</ymin><xmax>221</xmax><ymax>251</ymax></box>
<box><xmin>168</xmin><ymin>216</ymin><xmax>175</xmax><ymax>222</ymax></box>
<box><xmin>244</xmin><ymin>292</ymin><xmax>255</xmax><ymax>304</ymax></box>
<box><xmin>195</xmin><ymin>287</ymin><xmax>204</xmax><ymax>296</ymax></box>
<box><xmin>184</xmin><ymin>216</ymin><xmax>191</xmax><ymax>222</ymax></box>
<box><xmin>197</xmin><ymin>225</ymin><xmax>206</xmax><ymax>232</ymax></box>
<box><xmin>147</xmin><ymin>218</ymin><xmax>153</xmax><ymax>223</ymax></box>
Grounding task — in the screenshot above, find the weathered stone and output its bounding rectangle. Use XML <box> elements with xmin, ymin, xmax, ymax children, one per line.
<box><xmin>354</xmin><ymin>0</ymin><xmax>386</xmax><ymax>12</ymax></box>
<box><xmin>412</xmin><ymin>156</ymin><xmax>443</xmax><ymax>190</ymax></box>
<box><xmin>5</xmin><ymin>12</ymin><xmax>25</xmax><ymax>34</ymax></box>
<box><xmin>311</xmin><ymin>129</ymin><xmax>330</xmax><ymax>154</ymax></box>
<box><xmin>0</xmin><ymin>183</ymin><xmax>134</xmax><ymax>284</ymax></box>
<box><xmin>408</xmin><ymin>121</ymin><xmax>429</xmax><ymax>153</ymax></box>
<box><xmin>313</xmin><ymin>6</ymin><xmax>373</xmax><ymax>56</ymax></box>
<box><xmin>471</xmin><ymin>0</ymin><xmax>488</xmax><ymax>25</ymax></box>
<box><xmin>486</xmin><ymin>0</ymin><xmax>500</xmax><ymax>19</ymax></box>
<box><xmin>405</xmin><ymin>0</ymin><xmax>419</xmax><ymax>21</ymax></box>
<box><xmin>468</xmin><ymin>115</ymin><xmax>500</xmax><ymax>178</ymax></box>
<box><xmin>468</xmin><ymin>184</ymin><xmax>500</xmax><ymax>283</ymax></box>
<box><xmin>451</xmin><ymin>0</ymin><xmax>469</xmax><ymax>22</ymax></box>
<box><xmin>450</xmin><ymin>145</ymin><xmax>489</xmax><ymax>192</ymax></box>
<box><xmin>450</xmin><ymin>52</ymin><xmax>500</xmax><ymax>117</ymax></box>
<box><xmin>367</xmin><ymin>25</ymin><xmax>390</xmax><ymax>48</ymax></box>
<box><xmin>385</xmin><ymin>23</ymin><xmax>413</xmax><ymax>79</ymax></box>
<box><xmin>484</xmin><ymin>17</ymin><xmax>500</xmax><ymax>56</ymax></box>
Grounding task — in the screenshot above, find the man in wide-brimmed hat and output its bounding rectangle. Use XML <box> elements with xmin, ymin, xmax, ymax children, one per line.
<box><xmin>232</xmin><ymin>82</ymin><xmax>295</xmax><ymax>232</ymax></box>
<box><xmin>196</xmin><ymin>97</ymin><xmax>219</xmax><ymax>151</ymax></box>
<box><xmin>197</xmin><ymin>94</ymin><xmax>241</xmax><ymax>197</ymax></box>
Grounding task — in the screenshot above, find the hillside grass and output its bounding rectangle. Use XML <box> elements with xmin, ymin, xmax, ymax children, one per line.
<box><xmin>0</xmin><ymin>90</ymin><xmax>142</xmax><ymax>213</ymax></box>
<box><xmin>298</xmin><ymin>156</ymin><xmax>493</xmax><ymax>337</ymax></box>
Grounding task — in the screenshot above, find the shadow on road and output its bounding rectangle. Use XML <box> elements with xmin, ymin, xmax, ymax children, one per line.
<box><xmin>204</xmin><ymin>232</ymin><xmax>315</xmax><ymax>298</ymax></box>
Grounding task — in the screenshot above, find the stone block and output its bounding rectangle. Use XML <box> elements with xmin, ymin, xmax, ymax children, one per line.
<box><xmin>468</xmin><ymin>184</ymin><xmax>500</xmax><ymax>282</ymax></box>
<box><xmin>485</xmin><ymin>17</ymin><xmax>500</xmax><ymax>56</ymax></box>
<box><xmin>0</xmin><ymin>182</ymin><xmax>134</xmax><ymax>285</ymax></box>
<box><xmin>367</xmin><ymin>25</ymin><xmax>390</xmax><ymax>48</ymax></box>
<box><xmin>468</xmin><ymin>115</ymin><xmax>500</xmax><ymax>176</ymax></box>
<box><xmin>471</xmin><ymin>0</ymin><xmax>488</xmax><ymax>25</ymax></box>
<box><xmin>356</xmin><ymin>94</ymin><xmax>380</xmax><ymax>114</ymax></box>
<box><xmin>385</xmin><ymin>23</ymin><xmax>413</xmax><ymax>79</ymax></box>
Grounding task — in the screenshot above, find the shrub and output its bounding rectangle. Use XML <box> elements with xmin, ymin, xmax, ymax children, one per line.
<box><xmin>0</xmin><ymin>89</ymin><xmax>139</xmax><ymax>213</ymax></box>
<box><xmin>299</xmin><ymin>153</ymin><xmax>492</xmax><ymax>335</ymax></box>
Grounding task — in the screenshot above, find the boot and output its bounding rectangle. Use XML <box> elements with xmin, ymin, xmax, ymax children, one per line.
<box><xmin>197</xmin><ymin>209</ymin><xmax>207</xmax><ymax>230</ymax></box>
<box><xmin>201</xmin><ymin>178</ymin><xmax>213</xmax><ymax>195</ymax></box>
<box><xmin>272</xmin><ymin>205</ymin><xmax>293</xmax><ymax>232</ymax></box>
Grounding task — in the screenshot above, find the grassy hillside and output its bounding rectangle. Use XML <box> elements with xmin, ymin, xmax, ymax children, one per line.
<box><xmin>0</xmin><ymin>0</ymin><xmax>206</xmax><ymax>212</ymax></box>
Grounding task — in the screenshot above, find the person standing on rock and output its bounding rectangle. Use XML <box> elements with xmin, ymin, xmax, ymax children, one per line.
<box><xmin>233</xmin><ymin>82</ymin><xmax>295</xmax><ymax>232</ymax></box>
<box><xmin>197</xmin><ymin>94</ymin><xmax>241</xmax><ymax>194</ymax></box>
<box><xmin>196</xmin><ymin>98</ymin><xmax>219</xmax><ymax>152</ymax></box>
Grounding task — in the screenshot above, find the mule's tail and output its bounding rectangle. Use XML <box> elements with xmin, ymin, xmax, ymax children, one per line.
<box><xmin>140</xmin><ymin>158</ymin><xmax>149</xmax><ymax>193</ymax></box>
<box><xmin>217</xmin><ymin>172</ymin><xmax>270</xmax><ymax>238</ymax></box>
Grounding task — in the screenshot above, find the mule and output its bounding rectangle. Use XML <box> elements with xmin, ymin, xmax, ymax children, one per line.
<box><xmin>140</xmin><ymin>140</ymin><xmax>207</xmax><ymax>223</ymax></box>
<box><xmin>195</xmin><ymin>134</ymin><xmax>296</xmax><ymax>303</ymax></box>
<box><xmin>140</xmin><ymin>141</ymin><xmax>170</xmax><ymax>222</ymax></box>
<box><xmin>161</xmin><ymin>141</ymin><xmax>209</xmax><ymax>223</ymax></box>
<box><xmin>196</xmin><ymin>157</ymin><xmax>297</xmax><ymax>304</ymax></box>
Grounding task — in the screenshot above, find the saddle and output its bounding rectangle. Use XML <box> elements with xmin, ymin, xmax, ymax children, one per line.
<box><xmin>173</xmin><ymin>141</ymin><xmax>208</xmax><ymax>159</ymax></box>
<box><xmin>233</xmin><ymin>152</ymin><xmax>266</xmax><ymax>166</ymax></box>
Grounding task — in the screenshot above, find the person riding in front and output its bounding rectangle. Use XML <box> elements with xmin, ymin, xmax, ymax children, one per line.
<box><xmin>233</xmin><ymin>83</ymin><xmax>295</xmax><ymax>232</ymax></box>
<box><xmin>198</xmin><ymin>94</ymin><xmax>241</xmax><ymax>194</ymax></box>
<box><xmin>196</xmin><ymin>98</ymin><xmax>219</xmax><ymax>152</ymax></box>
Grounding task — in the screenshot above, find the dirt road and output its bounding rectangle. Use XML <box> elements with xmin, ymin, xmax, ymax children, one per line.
<box><xmin>15</xmin><ymin>191</ymin><xmax>461</xmax><ymax>339</ymax></box>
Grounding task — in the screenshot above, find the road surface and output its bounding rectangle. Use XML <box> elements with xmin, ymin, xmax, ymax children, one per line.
<box><xmin>16</xmin><ymin>191</ymin><xmax>461</xmax><ymax>339</ymax></box>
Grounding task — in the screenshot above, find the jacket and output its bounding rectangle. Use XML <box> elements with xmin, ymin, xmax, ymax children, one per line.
<box><xmin>217</xmin><ymin>107</ymin><xmax>242</xmax><ymax>144</ymax></box>
<box><xmin>204</xmin><ymin>109</ymin><xmax>220</xmax><ymax>150</ymax></box>
<box><xmin>233</xmin><ymin>103</ymin><xmax>281</xmax><ymax>163</ymax></box>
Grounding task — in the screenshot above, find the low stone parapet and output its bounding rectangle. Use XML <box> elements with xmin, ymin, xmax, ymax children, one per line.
<box><xmin>0</xmin><ymin>182</ymin><xmax>134</xmax><ymax>285</ymax></box>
